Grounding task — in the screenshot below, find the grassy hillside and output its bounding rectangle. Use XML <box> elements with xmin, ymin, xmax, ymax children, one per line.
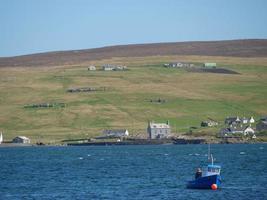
<box><xmin>0</xmin><ymin>55</ymin><xmax>267</xmax><ymax>143</ymax></box>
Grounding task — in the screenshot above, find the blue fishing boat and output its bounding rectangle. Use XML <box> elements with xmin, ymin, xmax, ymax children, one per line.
<box><xmin>187</xmin><ymin>145</ymin><xmax>222</xmax><ymax>190</ymax></box>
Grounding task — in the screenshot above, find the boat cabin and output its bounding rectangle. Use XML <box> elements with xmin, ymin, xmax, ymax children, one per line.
<box><xmin>205</xmin><ymin>164</ymin><xmax>221</xmax><ymax>176</ymax></box>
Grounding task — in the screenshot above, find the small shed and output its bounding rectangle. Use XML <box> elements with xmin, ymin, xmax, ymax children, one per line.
<box><xmin>88</xmin><ymin>66</ymin><xmax>96</xmax><ymax>71</ymax></box>
<box><xmin>203</xmin><ymin>63</ymin><xmax>217</xmax><ymax>68</ymax></box>
<box><xmin>12</xmin><ymin>136</ymin><xmax>31</xmax><ymax>144</ymax></box>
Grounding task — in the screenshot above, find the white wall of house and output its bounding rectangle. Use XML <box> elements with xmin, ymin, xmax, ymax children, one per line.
<box><xmin>0</xmin><ymin>132</ymin><xmax>3</xmax><ymax>144</ymax></box>
<box><xmin>243</xmin><ymin>127</ymin><xmax>255</xmax><ymax>135</ymax></box>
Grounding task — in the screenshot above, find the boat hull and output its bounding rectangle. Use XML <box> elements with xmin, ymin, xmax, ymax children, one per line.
<box><xmin>187</xmin><ymin>174</ymin><xmax>221</xmax><ymax>189</ymax></box>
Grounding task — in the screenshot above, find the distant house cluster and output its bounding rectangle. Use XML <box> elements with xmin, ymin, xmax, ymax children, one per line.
<box><xmin>220</xmin><ymin>116</ymin><xmax>255</xmax><ymax>137</ymax></box>
<box><xmin>102</xmin><ymin>64</ymin><xmax>127</xmax><ymax>71</ymax></box>
<box><xmin>164</xmin><ymin>62</ymin><xmax>194</xmax><ymax>68</ymax></box>
<box><xmin>87</xmin><ymin>64</ymin><xmax>128</xmax><ymax>71</ymax></box>
<box><xmin>163</xmin><ymin>62</ymin><xmax>217</xmax><ymax>69</ymax></box>
<box><xmin>147</xmin><ymin>121</ymin><xmax>171</xmax><ymax>139</ymax></box>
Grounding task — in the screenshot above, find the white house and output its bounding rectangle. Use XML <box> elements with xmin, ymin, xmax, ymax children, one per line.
<box><xmin>12</xmin><ymin>136</ymin><xmax>31</xmax><ymax>144</ymax></box>
<box><xmin>249</xmin><ymin>116</ymin><xmax>255</xmax><ymax>124</ymax></box>
<box><xmin>103</xmin><ymin>129</ymin><xmax>129</xmax><ymax>137</ymax></box>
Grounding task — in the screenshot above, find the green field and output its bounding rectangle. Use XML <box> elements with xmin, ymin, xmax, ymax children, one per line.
<box><xmin>0</xmin><ymin>55</ymin><xmax>267</xmax><ymax>143</ymax></box>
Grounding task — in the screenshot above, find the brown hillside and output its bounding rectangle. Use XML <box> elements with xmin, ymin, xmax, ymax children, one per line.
<box><xmin>1</xmin><ymin>39</ymin><xmax>267</xmax><ymax>67</ymax></box>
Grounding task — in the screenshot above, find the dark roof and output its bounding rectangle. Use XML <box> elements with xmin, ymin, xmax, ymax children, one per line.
<box><xmin>225</xmin><ymin>117</ymin><xmax>238</xmax><ymax>121</ymax></box>
<box><xmin>229</xmin><ymin>125</ymin><xmax>252</xmax><ymax>132</ymax></box>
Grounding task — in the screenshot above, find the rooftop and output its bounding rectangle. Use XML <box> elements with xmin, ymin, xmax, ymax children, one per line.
<box><xmin>150</xmin><ymin>122</ymin><xmax>170</xmax><ymax>129</ymax></box>
<box><xmin>15</xmin><ymin>136</ymin><xmax>30</xmax><ymax>140</ymax></box>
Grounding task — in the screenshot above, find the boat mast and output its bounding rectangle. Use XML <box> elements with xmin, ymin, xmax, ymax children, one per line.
<box><xmin>208</xmin><ymin>143</ymin><xmax>210</xmax><ymax>160</ymax></box>
<box><xmin>208</xmin><ymin>143</ymin><xmax>214</xmax><ymax>165</ymax></box>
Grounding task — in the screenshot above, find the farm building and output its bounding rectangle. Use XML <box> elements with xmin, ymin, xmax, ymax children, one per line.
<box><xmin>201</xmin><ymin>120</ymin><xmax>218</xmax><ymax>127</ymax></box>
<box><xmin>103</xmin><ymin>129</ymin><xmax>129</xmax><ymax>137</ymax></box>
<box><xmin>102</xmin><ymin>64</ymin><xmax>127</xmax><ymax>71</ymax></box>
<box><xmin>113</xmin><ymin>66</ymin><xmax>127</xmax><ymax>71</ymax></box>
<box><xmin>102</xmin><ymin>64</ymin><xmax>114</xmax><ymax>71</ymax></box>
<box><xmin>12</xmin><ymin>136</ymin><xmax>31</xmax><ymax>144</ymax></box>
<box><xmin>256</xmin><ymin>116</ymin><xmax>267</xmax><ymax>132</ymax></box>
<box><xmin>88</xmin><ymin>66</ymin><xmax>96</xmax><ymax>71</ymax></box>
<box><xmin>164</xmin><ymin>62</ymin><xmax>194</xmax><ymax>68</ymax></box>
<box><xmin>203</xmin><ymin>63</ymin><xmax>217</xmax><ymax>68</ymax></box>
<box><xmin>147</xmin><ymin>121</ymin><xmax>171</xmax><ymax>139</ymax></box>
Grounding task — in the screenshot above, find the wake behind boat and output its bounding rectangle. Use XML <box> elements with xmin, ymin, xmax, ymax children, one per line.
<box><xmin>187</xmin><ymin>145</ymin><xmax>222</xmax><ymax>190</ymax></box>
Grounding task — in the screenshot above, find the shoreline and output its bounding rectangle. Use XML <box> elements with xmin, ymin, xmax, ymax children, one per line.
<box><xmin>0</xmin><ymin>138</ymin><xmax>266</xmax><ymax>148</ymax></box>
<box><xmin>67</xmin><ymin>138</ymin><xmax>265</xmax><ymax>146</ymax></box>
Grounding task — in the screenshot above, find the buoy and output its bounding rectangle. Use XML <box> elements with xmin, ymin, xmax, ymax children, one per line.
<box><xmin>211</xmin><ymin>184</ymin><xmax>217</xmax><ymax>190</ymax></box>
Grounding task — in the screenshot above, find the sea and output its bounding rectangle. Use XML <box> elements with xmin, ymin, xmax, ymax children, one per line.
<box><xmin>0</xmin><ymin>144</ymin><xmax>266</xmax><ymax>200</ymax></box>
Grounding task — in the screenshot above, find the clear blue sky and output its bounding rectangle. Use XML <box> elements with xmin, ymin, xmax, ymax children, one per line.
<box><xmin>1</xmin><ymin>0</ymin><xmax>267</xmax><ymax>57</ymax></box>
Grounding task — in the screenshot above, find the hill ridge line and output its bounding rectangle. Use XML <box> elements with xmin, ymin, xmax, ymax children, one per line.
<box><xmin>1</xmin><ymin>39</ymin><xmax>267</xmax><ymax>67</ymax></box>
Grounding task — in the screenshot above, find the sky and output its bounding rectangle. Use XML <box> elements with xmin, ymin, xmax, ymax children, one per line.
<box><xmin>1</xmin><ymin>0</ymin><xmax>267</xmax><ymax>57</ymax></box>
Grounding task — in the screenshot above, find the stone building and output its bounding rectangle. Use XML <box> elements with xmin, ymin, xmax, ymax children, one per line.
<box><xmin>147</xmin><ymin>121</ymin><xmax>171</xmax><ymax>139</ymax></box>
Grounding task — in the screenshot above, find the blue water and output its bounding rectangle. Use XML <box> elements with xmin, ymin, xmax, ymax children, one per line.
<box><xmin>0</xmin><ymin>144</ymin><xmax>266</xmax><ymax>200</ymax></box>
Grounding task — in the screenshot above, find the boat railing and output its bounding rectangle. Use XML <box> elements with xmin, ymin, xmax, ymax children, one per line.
<box><xmin>204</xmin><ymin>165</ymin><xmax>221</xmax><ymax>176</ymax></box>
